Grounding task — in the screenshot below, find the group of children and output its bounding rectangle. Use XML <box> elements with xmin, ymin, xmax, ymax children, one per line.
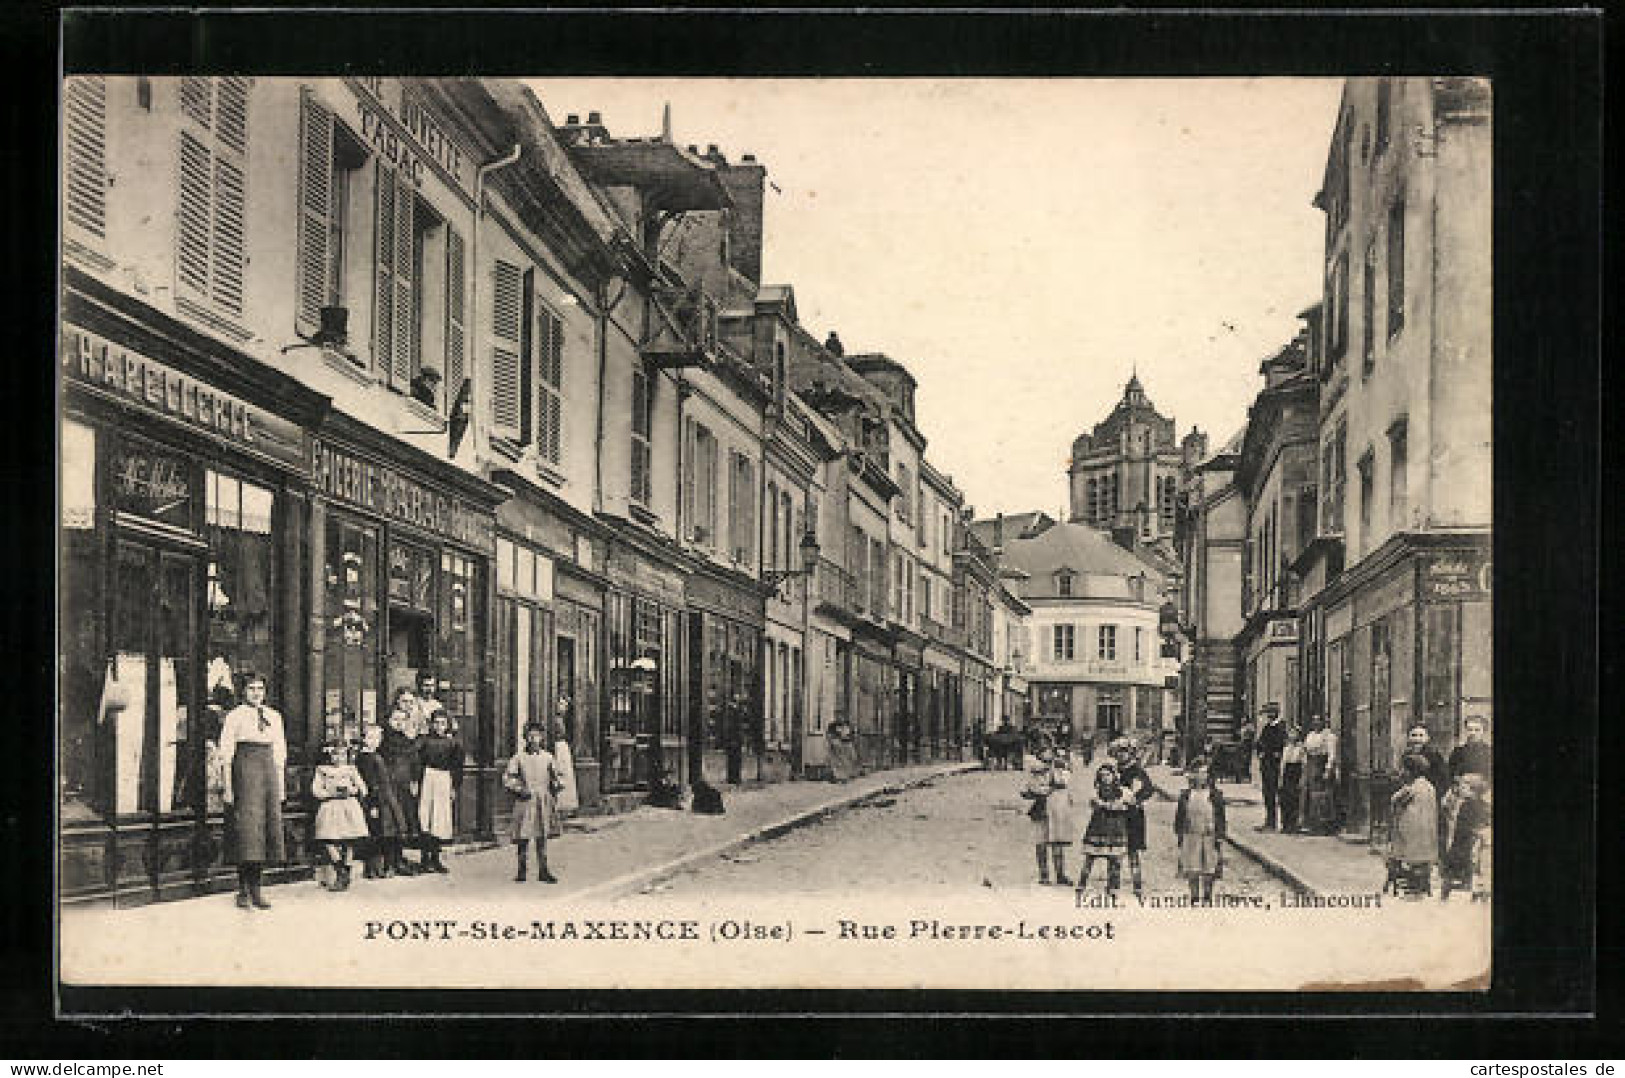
<box><xmin>1386</xmin><ymin>753</ymin><xmax>1492</xmax><ymax>901</ymax></box>
<box><xmin>1024</xmin><ymin>737</ymin><xmax>1230</xmax><ymax>905</ymax></box>
<box><xmin>308</xmin><ymin>692</ymin><xmax>570</xmax><ymax>891</ymax></box>
<box><xmin>307</xmin><ymin>687</ymin><xmax>466</xmax><ymax>891</ymax></box>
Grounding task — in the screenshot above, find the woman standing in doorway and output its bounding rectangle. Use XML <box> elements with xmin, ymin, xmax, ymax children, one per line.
<box><xmin>219</xmin><ymin>673</ymin><xmax>287</xmax><ymax>910</ymax></box>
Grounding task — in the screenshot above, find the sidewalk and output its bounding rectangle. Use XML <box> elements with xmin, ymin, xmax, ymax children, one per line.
<box><xmin>1146</xmin><ymin>764</ymin><xmax>1385</xmax><ymax>897</ymax></box>
<box><xmin>61</xmin><ymin>761</ymin><xmax>979</xmax><ymax>932</ymax></box>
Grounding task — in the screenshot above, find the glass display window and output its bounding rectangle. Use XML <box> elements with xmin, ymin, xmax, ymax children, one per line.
<box><xmin>322</xmin><ymin>514</ymin><xmax>380</xmax><ymax>745</ymax></box>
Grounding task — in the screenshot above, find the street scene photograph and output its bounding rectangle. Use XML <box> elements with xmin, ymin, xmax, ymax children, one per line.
<box><xmin>56</xmin><ymin>72</ymin><xmax>1492</xmax><ymax>992</ymax></box>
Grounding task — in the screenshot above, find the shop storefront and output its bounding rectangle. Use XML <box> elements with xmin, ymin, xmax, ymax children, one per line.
<box><xmin>686</xmin><ymin>567</ymin><xmax>765</xmax><ymax>785</ymax></box>
<box><xmin>893</xmin><ymin>635</ymin><xmax>925</xmax><ymax>763</ymax></box>
<box><xmin>922</xmin><ymin>647</ymin><xmax>959</xmax><ymax>761</ymax></box>
<box><xmin>59</xmin><ymin>285</ymin><xmax>328</xmax><ymax>904</ymax></box>
<box><xmin>849</xmin><ymin>632</ymin><xmax>896</xmax><ymax>771</ymax></box>
<box><xmin>307</xmin><ymin>421</ymin><xmax>501</xmax><ymax>839</ymax></box>
<box><xmin>604</xmin><ymin>538</ymin><xmax>687</xmax><ymax>792</ymax></box>
<box><xmin>1321</xmin><ymin>535</ymin><xmax>1492</xmax><ymax>837</ymax></box>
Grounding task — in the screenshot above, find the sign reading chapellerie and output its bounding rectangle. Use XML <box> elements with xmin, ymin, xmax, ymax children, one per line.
<box><xmin>313</xmin><ymin>439</ymin><xmax>495</xmax><ymax>554</ymax></box>
<box><xmin>62</xmin><ymin>324</ymin><xmax>308</xmax><ymax>469</ymax></box>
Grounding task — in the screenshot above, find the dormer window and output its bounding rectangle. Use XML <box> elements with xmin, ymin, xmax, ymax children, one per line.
<box><xmin>1056</xmin><ymin>570</ymin><xmax>1076</xmax><ymax>598</ymax></box>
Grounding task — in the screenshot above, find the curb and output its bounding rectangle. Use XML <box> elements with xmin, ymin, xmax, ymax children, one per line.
<box><xmin>572</xmin><ymin>762</ymin><xmax>982</xmax><ymax>901</ymax></box>
<box><xmin>1145</xmin><ymin>770</ymin><xmax>1318</xmax><ymax>897</ymax></box>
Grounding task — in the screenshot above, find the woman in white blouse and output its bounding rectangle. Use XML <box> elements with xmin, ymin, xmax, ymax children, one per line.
<box><xmin>219</xmin><ymin>673</ymin><xmax>287</xmax><ymax>909</ymax></box>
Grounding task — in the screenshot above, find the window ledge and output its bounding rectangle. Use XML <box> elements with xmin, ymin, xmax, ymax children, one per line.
<box><xmin>399</xmin><ymin>394</ymin><xmax>446</xmax><ymax>431</ymax></box>
<box><xmin>628</xmin><ymin>502</ymin><xmax>660</xmax><ymax>527</ymax></box>
<box><xmin>175</xmin><ymin>295</ymin><xmax>253</xmax><ymax>344</ymax></box>
<box><xmin>319</xmin><ymin>346</ymin><xmax>376</xmax><ymax>387</ymax></box>
<box><xmin>533</xmin><ymin>459</ymin><xmax>567</xmax><ymax>488</ymax></box>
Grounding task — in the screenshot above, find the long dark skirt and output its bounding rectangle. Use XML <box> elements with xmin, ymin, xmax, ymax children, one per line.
<box><xmin>229</xmin><ymin>742</ymin><xmax>286</xmax><ymax>864</ymax></box>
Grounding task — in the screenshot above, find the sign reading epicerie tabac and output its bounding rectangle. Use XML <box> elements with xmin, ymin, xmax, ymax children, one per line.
<box><xmin>312</xmin><ymin>438</ymin><xmax>495</xmax><ymax>554</ymax></box>
<box><xmin>347</xmin><ymin>77</ymin><xmax>472</xmax><ymax>197</ymax></box>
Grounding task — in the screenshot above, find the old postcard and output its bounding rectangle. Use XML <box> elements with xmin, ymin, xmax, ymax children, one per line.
<box><xmin>57</xmin><ymin>71</ymin><xmax>1492</xmax><ymax>994</ymax></box>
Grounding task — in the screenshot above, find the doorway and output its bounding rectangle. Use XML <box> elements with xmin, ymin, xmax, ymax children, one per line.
<box><xmin>110</xmin><ymin>535</ymin><xmax>203</xmax><ymax>903</ymax></box>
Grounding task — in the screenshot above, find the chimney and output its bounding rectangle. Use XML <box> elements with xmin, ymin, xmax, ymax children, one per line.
<box><xmin>994</xmin><ymin>513</ymin><xmax>1005</xmax><ymax>552</ymax></box>
<box><xmin>587</xmin><ymin>110</ymin><xmax>602</xmax><ymax>124</ymax></box>
<box><xmin>716</xmin><ymin>154</ymin><xmax>766</xmax><ymax>284</ymax></box>
<box><xmin>825</xmin><ymin>331</ymin><xmax>844</xmax><ymax>357</ymax></box>
<box><xmin>565</xmin><ymin>113</ymin><xmax>580</xmax><ymax>125</ymax></box>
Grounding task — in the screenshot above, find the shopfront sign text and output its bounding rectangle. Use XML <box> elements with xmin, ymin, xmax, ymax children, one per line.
<box><xmin>314</xmin><ymin>440</ymin><xmax>495</xmax><ymax>553</ymax></box>
<box><xmin>351</xmin><ymin>78</ymin><xmax>471</xmax><ymax>197</ymax></box>
<box><xmin>62</xmin><ymin>325</ymin><xmax>308</xmax><ymax>470</ymax></box>
<box><xmin>1421</xmin><ymin>553</ymin><xmax>1492</xmax><ymax>601</ymax></box>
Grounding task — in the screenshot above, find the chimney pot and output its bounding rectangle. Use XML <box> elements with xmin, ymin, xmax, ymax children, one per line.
<box><xmin>565</xmin><ymin>114</ymin><xmax>580</xmax><ymax>125</ymax></box>
<box><xmin>707</xmin><ymin>143</ymin><xmax>719</xmax><ymax>155</ymax></box>
<box><xmin>587</xmin><ymin>110</ymin><xmax>602</xmax><ymax>124</ymax></box>
<box><xmin>688</xmin><ymin>144</ymin><xmax>698</xmax><ymax>153</ymax></box>
<box><xmin>742</xmin><ymin>153</ymin><xmax>756</xmax><ymax>163</ymax></box>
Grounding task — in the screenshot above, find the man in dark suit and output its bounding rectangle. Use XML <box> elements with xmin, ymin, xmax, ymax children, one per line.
<box><xmin>1254</xmin><ymin>704</ymin><xmax>1287</xmax><ymax>831</ymax></box>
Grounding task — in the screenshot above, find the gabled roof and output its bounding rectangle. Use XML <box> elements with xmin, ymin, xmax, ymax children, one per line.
<box><xmin>999</xmin><ymin>520</ymin><xmax>1165</xmax><ymax>583</ymax></box>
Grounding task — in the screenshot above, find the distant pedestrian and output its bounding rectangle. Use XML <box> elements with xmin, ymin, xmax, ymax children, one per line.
<box><xmin>1303</xmin><ymin>716</ymin><xmax>1338</xmax><ymax>834</ymax></box>
<box><xmin>1022</xmin><ymin>748</ymin><xmax>1075</xmax><ymax>885</ymax></box>
<box><xmin>827</xmin><ymin>716</ymin><xmax>859</xmax><ymax>782</ymax></box>
<box><xmin>504</xmin><ymin>722</ymin><xmax>562</xmax><ymax>883</ymax></box>
<box><xmin>1174</xmin><ymin>760</ymin><xmax>1227</xmax><ymax>905</ymax></box>
<box><xmin>1448</xmin><ymin>715</ymin><xmax>1493</xmax><ymax>784</ymax></box>
<box><xmin>1109</xmin><ymin>737</ymin><xmax>1155</xmax><ymax>899</ymax></box>
<box><xmin>1254</xmin><ymin>705</ymin><xmax>1287</xmax><ymax>831</ymax></box>
<box><xmin>416</xmin><ymin>710</ymin><xmax>464</xmax><ymax>874</ymax></box>
<box><xmin>1075</xmin><ymin>762</ymin><xmax>1131</xmax><ymax>901</ymax></box>
<box><xmin>310</xmin><ymin>741</ymin><xmax>368</xmax><ymax>892</ymax></box>
<box><xmin>220</xmin><ymin>672</ymin><xmax>286</xmax><ymax>910</ymax></box>
<box><xmin>1236</xmin><ymin>719</ymin><xmax>1257</xmax><ymax>782</ymax></box>
<box><xmin>1385</xmin><ymin>753</ymin><xmax>1439</xmax><ymax>898</ymax></box>
<box><xmin>1279</xmin><ymin>726</ymin><xmax>1306</xmax><ymax>833</ymax></box>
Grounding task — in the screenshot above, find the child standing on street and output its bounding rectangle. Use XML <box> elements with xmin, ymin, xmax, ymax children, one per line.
<box><xmin>1075</xmin><ymin>762</ymin><xmax>1131</xmax><ymax>903</ymax></box>
<box><xmin>311</xmin><ymin>741</ymin><xmax>369</xmax><ymax>892</ymax></box>
<box><xmin>1173</xmin><ymin>760</ymin><xmax>1227</xmax><ymax>904</ymax></box>
<box><xmin>1440</xmin><ymin>773</ymin><xmax>1490</xmax><ymax>900</ymax></box>
<box><xmin>504</xmin><ymin>722</ymin><xmax>562</xmax><ymax>883</ymax></box>
<box><xmin>1021</xmin><ymin>747</ymin><xmax>1075</xmax><ymax>885</ymax></box>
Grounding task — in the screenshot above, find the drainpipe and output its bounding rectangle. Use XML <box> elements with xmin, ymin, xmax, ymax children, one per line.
<box><xmin>468</xmin><ymin>143</ymin><xmax>523</xmax><ymax>461</ymax></box>
<box><xmin>593</xmin><ymin>273</ymin><xmax>629</xmax><ymax>516</ymax></box>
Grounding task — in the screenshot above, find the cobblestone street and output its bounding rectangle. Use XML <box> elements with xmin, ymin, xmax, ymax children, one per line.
<box><xmin>653</xmin><ymin>769</ymin><xmax>1276</xmax><ymax>898</ymax></box>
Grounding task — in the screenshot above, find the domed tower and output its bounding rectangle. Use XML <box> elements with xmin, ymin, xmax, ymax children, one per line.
<box><xmin>1068</xmin><ymin>374</ymin><xmax>1184</xmax><ymax>545</ymax></box>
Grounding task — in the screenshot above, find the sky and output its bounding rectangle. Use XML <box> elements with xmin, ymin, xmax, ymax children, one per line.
<box><xmin>528</xmin><ymin>78</ymin><xmax>1344</xmax><ymax>518</ymax></box>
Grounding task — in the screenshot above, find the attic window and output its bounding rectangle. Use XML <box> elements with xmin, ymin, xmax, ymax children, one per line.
<box><xmin>1056</xmin><ymin>570</ymin><xmax>1075</xmax><ymax>597</ymax></box>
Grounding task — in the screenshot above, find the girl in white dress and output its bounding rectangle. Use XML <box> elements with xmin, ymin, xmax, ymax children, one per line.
<box><xmin>311</xmin><ymin>741</ymin><xmax>369</xmax><ymax>892</ymax></box>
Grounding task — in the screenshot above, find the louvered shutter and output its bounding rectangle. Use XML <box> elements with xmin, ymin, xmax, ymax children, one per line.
<box><xmin>179</xmin><ymin>77</ymin><xmax>212</xmax><ymax>129</ymax></box>
<box><xmin>210</xmin><ymin>153</ymin><xmax>246</xmax><ymax>316</ymax></box>
<box><xmin>214</xmin><ymin>78</ymin><xmax>249</xmax><ymax>154</ymax></box>
<box><xmin>175</xmin><ymin>131</ymin><xmax>212</xmax><ymax>296</ymax></box>
<box><xmin>489</xmin><ymin>259</ymin><xmax>524</xmax><ymax>440</ymax></box>
<box><xmin>390</xmin><ymin>184</ymin><xmax>415</xmax><ymax>389</ymax></box>
<box><xmin>295</xmin><ymin>90</ymin><xmax>333</xmax><ymax>335</ymax></box>
<box><xmin>681</xmin><ymin>418</ymin><xmax>697</xmax><ymax>541</ymax></box>
<box><xmin>63</xmin><ymin>76</ymin><xmax>108</xmax><ymax>240</ymax></box>
<box><xmin>372</xmin><ymin>163</ymin><xmax>396</xmax><ymax>371</ymax></box>
<box><xmin>742</xmin><ymin>457</ymin><xmax>756</xmax><ymax>564</ymax></box>
<box><xmin>537</xmin><ymin>308</ymin><xmax>563</xmax><ymax>466</ymax></box>
<box><xmin>444</xmin><ymin>227</ymin><xmax>466</xmax><ymax>409</ymax></box>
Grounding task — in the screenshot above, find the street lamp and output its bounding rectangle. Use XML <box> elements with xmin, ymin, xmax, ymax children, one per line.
<box><xmin>761</xmin><ymin>527</ymin><xmax>821</xmax><ymax>591</ymax></box>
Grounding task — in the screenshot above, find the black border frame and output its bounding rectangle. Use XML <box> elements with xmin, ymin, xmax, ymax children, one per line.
<box><xmin>5</xmin><ymin>3</ymin><xmax>1607</xmax><ymax>1057</ymax></box>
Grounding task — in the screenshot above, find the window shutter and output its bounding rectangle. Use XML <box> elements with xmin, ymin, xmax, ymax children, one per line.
<box><xmin>295</xmin><ymin>91</ymin><xmax>333</xmax><ymax>335</ymax></box>
<box><xmin>489</xmin><ymin>259</ymin><xmax>524</xmax><ymax>440</ymax></box>
<box><xmin>444</xmin><ymin>226</ymin><xmax>466</xmax><ymax>409</ymax></box>
<box><xmin>175</xmin><ymin>131</ymin><xmax>212</xmax><ymax>296</ymax></box>
<box><xmin>681</xmin><ymin>418</ymin><xmax>697</xmax><ymax>541</ymax></box>
<box><xmin>63</xmin><ymin>76</ymin><xmax>108</xmax><ymax>240</ymax></box>
<box><xmin>518</xmin><ymin>269</ymin><xmax>535</xmax><ymax>445</ymax></box>
<box><xmin>210</xmin><ymin>152</ymin><xmax>246</xmax><ymax>317</ymax></box>
<box><xmin>742</xmin><ymin>457</ymin><xmax>756</xmax><ymax>564</ymax></box>
<box><xmin>179</xmin><ymin>77</ymin><xmax>212</xmax><ymax>129</ymax></box>
<box><xmin>215</xmin><ymin>78</ymin><xmax>250</xmax><ymax>155</ymax></box>
<box><xmin>372</xmin><ymin>162</ymin><xmax>396</xmax><ymax>371</ymax></box>
<box><xmin>536</xmin><ymin>308</ymin><xmax>563</xmax><ymax>465</ymax></box>
<box><xmin>390</xmin><ymin>184</ymin><xmax>415</xmax><ymax>389</ymax></box>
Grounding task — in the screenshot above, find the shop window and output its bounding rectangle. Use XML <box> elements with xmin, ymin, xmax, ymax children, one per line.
<box><xmin>59</xmin><ymin>420</ymin><xmax>102</xmax><ymax>821</ymax></box>
<box><xmin>176</xmin><ymin>76</ymin><xmax>250</xmax><ymax>322</ymax></box>
<box><xmin>322</xmin><ymin>516</ymin><xmax>381</xmax><ymax>743</ymax></box>
<box><xmin>1422</xmin><ymin>603</ymin><xmax>1459</xmax><ymax>730</ymax></box>
<box><xmin>1096</xmin><ymin>686</ymin><xmax>1124</xmax><ymax>736</ymax></box>
<box><xmin>111</xmin><ymin>437</ymin><xmax>195</xmax><ymax>531</ymax></box>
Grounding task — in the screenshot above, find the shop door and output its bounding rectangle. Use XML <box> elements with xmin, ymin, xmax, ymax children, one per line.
<box><xmin>111</xmin><ymin>536</ymin><xmax>203</xmax><ymax>904</ymax></box>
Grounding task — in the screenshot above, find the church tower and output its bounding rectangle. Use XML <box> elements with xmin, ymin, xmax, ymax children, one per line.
<box><xmin>1067</xmin><ymin>374</ymin><xmax>1185</xmax><ymax>546</ymax></box>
